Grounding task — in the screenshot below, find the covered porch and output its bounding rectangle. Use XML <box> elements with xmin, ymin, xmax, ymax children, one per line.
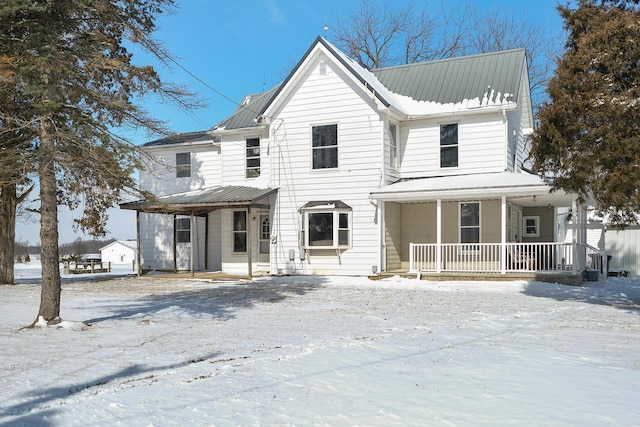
<box><xmin>370</xmin><ymin>172</ymin><xmax>603</xmax><ymax>285</ymax></box>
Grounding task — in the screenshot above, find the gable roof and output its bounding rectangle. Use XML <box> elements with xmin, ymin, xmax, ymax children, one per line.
<box><xmin>210</xmin><ymin>37</ymin><xmax>528</xmax><ymax>132</ymax></box>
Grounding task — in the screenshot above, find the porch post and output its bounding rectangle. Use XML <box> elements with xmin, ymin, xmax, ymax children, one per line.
<box><xmin>136</xmin><ymin>210</ymin><xmax>141</xmax><ymax>277</ymax></box>
<box><xmin>501</xmin><ymin>196</ymin><xmax>506</xmax><ymax>274</ymax></box>
<box><xmin>436</xmin><ymin>198</ymin><xmax>442</xmax><ymax>273</ymax></box>
<box><xmin>190</xmin><ymin>212</ymin><xmax>195</xmax><ymax>278</ymax></box>
<box><xmin>247</xmin><ymin>206</ymin><xmax>253</xmax><ymax>279</ymax></box>
<box><xmin>571</xmin><ymin>196</ymin><xmax>578</xmax><ymax>275</ymax></box>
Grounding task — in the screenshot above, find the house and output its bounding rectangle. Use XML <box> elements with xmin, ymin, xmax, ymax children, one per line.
<box><xmin>99</xmin><ymin>240</ymin><xmax>137</xmax><ymax>265</ymax></box>
<box><xmin>122</xmin><ymin>37</ymin><xmax>598</xmax><ymax>284</ymax></box>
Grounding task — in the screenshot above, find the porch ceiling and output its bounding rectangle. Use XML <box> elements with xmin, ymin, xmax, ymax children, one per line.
<box><xmin>370</xmin><ymin>172</ymin><xmax>575</xmax><ymax>207</ymax></box>
<box><xmin>120</xmin><ymin>186</ymin><xmax>277</xmax><ymax>215</ymax></box>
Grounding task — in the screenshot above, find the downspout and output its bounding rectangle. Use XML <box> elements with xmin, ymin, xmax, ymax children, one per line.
<box><xmin>136</xmin><ymin>210</ymin><xmax>141</xmax><ymax>276</ymax></box>
<box><xmin>190</xmin><ymin>212</ymin><xmax>195</xmax><ymax>278</ymax></box>
<box><xmin>436</xmin><ymin>199</ymin><xmax>442</xmax><ymax>273</ymax></box>
<box><xmin>501</xmin><ymin>196</ymin><xmax>507</xmax><ymax>273</ymax></box>
<box><xmin>247</xmin><ymin>206</ymin><xmax>253</xmax><ymax>279</ymax></box>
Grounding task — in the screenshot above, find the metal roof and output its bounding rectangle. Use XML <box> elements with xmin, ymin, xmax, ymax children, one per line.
<box><xmin>213</xmin><ymin>85</ymin><xmax>280</xmax><ymax>132</ymax></box>
<box><xmin>120</xmin><ymin>186</ymin><xmax>277</xmax><ymax>213</ymax></box>
<box><xmin>142</xmin><ymin>130</ymin><xmax>215</xmax><ymax>148</ymax></box>
<box><xmin>371</xmin><ymin>49</ymin><xmax>526</xmax><ymax>105</ymax></box>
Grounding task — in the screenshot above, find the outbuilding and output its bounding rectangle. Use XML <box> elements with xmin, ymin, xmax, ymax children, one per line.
<box><xmin>100</xmin><ymin>240</ymin><xmax>137</xmax><ymax>265</ymax></box>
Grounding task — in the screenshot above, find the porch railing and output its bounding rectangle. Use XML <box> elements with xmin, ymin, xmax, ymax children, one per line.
<box><xmin>409</xmin><ymin>242</ymin><xmax>604</xmax><ymax>275</ymax></box>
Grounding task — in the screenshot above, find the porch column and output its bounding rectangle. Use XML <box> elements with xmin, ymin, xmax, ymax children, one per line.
<box><xmin>247</xmin><ymin>206</ymin><xmax>253</xmax><ymax>279</ymax></box>
<box><xmin>136</xmin><ymin>210</ymin><xmax>141</xmax><ymax>277</ymax></box>
<box><xmin>501</xmin><ymin>196</ymin><xmax>506</xmax><ymax>274</ymax></box>
<box><xmin>571</xmin><ymin>196</ymin><xmax>578</xmax><ymax>275</ymax></box>
<box><xmin>436</xmin><ymin>199</ymin><xmax>442</xmax><ymax>273</ymax></box>
<box><xmin>190</xmin><ymin>212</ymin><xmax>195</xmax><ymax>278</ymax></box>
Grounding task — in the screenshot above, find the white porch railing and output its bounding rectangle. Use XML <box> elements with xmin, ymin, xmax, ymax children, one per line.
<box><xmin>409</xmin><ymin>242</ymin><xmax>605</xmax><ymax>275</ymax></box>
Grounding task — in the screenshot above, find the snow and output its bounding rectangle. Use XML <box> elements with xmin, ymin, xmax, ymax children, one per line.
<box><xmin>2</xmin><ymin>263</ymin><xmax>640</xmax><ymax>426</ymax></box>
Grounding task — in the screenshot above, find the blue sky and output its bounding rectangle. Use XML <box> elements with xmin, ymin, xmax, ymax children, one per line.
<box><xmin>16</xmin><ymin>0</ymin><xmax>567</xmax><ymax>245</ymax></box>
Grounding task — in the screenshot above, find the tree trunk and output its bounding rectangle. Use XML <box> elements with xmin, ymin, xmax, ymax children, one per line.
<box><xmin>0</xmin><ymin>183</ymin><xmax>17</xmax><ymax>285</ymax></box>
<box><xmin>35</xmin><ymin>118</ymin><xmax>62</xmax><ymax>325</ymax></box>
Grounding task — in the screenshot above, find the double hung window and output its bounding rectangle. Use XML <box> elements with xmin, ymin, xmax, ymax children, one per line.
<box><xmin>312</xmin><ymin>124</ymin><xmax>338</xmax><ymax>169</ymax></box>
<box><xmin>175</xmin><ymin>217</ymin><xmax>191</xmax><ymax>243</ymax></box>
<box><xmin>233</xmin><ymin>211</ymin><xmax>247</xmax><ymax>253</ymax></box>
<box><xmin>440</xmin><ymin>124</ymin><xmax>458</xmax><ymax>168</ymax></box>
<box><xmin>460</xmin><ymin>202</ymin><xmax>480</xmax><ymax>244</ymax></box>
<box><xmin>246</xmin><ymin>138</ymin><xmax>260</xmax><ymax>178</ymax></box>
<box><xmin>176</xmin><ymin>152</ymin><xmax>191</xmax><ymax>178</ymax></box>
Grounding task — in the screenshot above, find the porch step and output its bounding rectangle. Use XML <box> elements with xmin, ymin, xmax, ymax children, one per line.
<box><xmin>374</xmin><ymin>271</ymin><xmax>584</xmax><ymax>286</ymax></box>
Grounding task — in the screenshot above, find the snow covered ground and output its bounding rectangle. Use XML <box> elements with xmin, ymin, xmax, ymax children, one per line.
<box><xmin>2</xmin><ymin>263</ymin><xmax>640</xmax><ymax>426</ymax></box>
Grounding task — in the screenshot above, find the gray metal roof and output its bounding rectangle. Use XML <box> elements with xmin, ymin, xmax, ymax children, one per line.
<box><xmin>213</xmin><ymin>85</ymin><xmax>280</xmax><ymax>131</ymax></box>
<box><xmin>142</xmin><ymin>130</ymin><xmax>214</xmax><ymax>148</ymax></box>
<box><xmin>121</xmin><ymin>186</ymin><xmax>277</xmax><ymax>213</ymax></box>
<box><xmin>371</xmin><ymin>49</ymin><xmax>526</xmax><ymax>105</ymax></box>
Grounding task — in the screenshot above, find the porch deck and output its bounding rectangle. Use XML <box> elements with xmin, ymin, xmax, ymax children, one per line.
<box><xmin>386</xmin><ymin>242</ymin><xmax>605</xmax><ymax>286</ymax></box>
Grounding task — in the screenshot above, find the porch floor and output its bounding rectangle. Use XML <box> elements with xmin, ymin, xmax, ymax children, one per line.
<box><xmin>374</xmin><ymin>269</ymin><xmax>585</xmax><ymax>286</ymax></box>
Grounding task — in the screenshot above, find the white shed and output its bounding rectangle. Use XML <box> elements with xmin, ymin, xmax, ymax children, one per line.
<box><xmin>100</xmin><ymin>240</ymin><xmax>137</xmax><ymax>265</ymax></box>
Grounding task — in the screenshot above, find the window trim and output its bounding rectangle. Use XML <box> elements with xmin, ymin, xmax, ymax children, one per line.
<box><xmin>175</xmin><ymin>216</ymin><xmax>191</xmax><ymax>244</ymax></box>
<box><xmin>459</xmin><ymin>201</ymin><xmax>481</xmax><ymax>250</ymax></box>
<box><xmin>176</xmin><ymin>152</ymin><xmax>191</xmax><ymax>178</ymax></box>
<box><xmin>245</xmin><ymin>137</ymin><xmax>260</xmax><ymax>178</ymax></box>
<box><xmin>232</xmin><ymin>210</ymin><xmax>248</xmax><ymax>254</ymax></box>
<box><xmin>311</xmin><ymin>123</ymin><xmax>339</xmax><ymax>171</ymax></box>
<box><xmin>523</xmin><ymin>215</ymin><xmax>540</xmax><ymax>238</ymax></box>
<box><xmin>389</xmin><ymin>123</ymin><xmax>398</xmax><ymax>170</ymax></box>
<box><xmin>440</xmin><ymin>123</ymin><xmax>459</xmax><ymax>168</ymax></box>
<box><xmin>300</xmin><ymin>202</ymin><xmax>352</xmax><ymax>249</ymax></box>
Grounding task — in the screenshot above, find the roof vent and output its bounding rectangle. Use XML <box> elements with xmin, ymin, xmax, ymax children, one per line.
<box><xmin>319</xmin><ymin>61</ymin><xmax>327</xmax><ymax>76</ymax></box>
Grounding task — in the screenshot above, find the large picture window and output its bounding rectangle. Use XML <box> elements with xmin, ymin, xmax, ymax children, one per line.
<box><xmin>176</xmin><ymin>152</ymin><xmax>191</xmax><ymax>178</ymax></box>
<box><xmin>175</xmin><ymin>217</ymin><xmax>190</xmax><ymax>243</ymax></box>
<box><xmin>233</xmin><ymin>211</ymin><xmax>247</xmax><ymax>253</ymax></box>
<box><xmin>312</xmin><ymin>124</ymin><xmax>338</xmax><ymax>169</ymax></box>
<box><xmin>246</xmin><ymin>138</ymin><xmax>260</xmax><ymax>178</ymax></box>
<box><xmin>460</xmin><ymin>202</ymin><xmax>480</xmax><ymax>244</ymax></box>
<box><xmin>440</xmin><ymin>123</ymin><xmax>458</xmax><ymax>168</ymax></box>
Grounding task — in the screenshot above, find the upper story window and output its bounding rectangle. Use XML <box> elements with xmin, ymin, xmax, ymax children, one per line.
<box><xmin>175</xmin><ymin>217</ymin><xmax>190</xmax><ymax>243</ymax></box>
<box><xmin>440</xmin><ymin>123</ymin><xmax>458</xmax><ymax>168</ymax></box>
<box><xmin>460</xmin><ymin>202</ymin><xmax>480</xmax><ymax>244</ymax></box>
<box><xmin>389</xmin><ymin>123</ymin><xmax>398</xmax><ymax>169</ymax></box>
<box><xmin>246</xmin><ymin>138</ymin><xmax>260</xmax><ymax>178</ymax></box>
<box><xmin>176</xmin><ymin>152</ymin><xmax>191</xmax><ymax>178</ymax></box>
<box><xmin>312</xmin><ymin>124</ymin><xmax>338</xmax><ymax>170</ymax></box>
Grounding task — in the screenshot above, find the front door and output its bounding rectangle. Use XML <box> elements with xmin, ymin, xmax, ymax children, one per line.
<box><xmin>258</xmin><ymin>214</ymin><xmax>270</xmax><ymax>263</ymax></box>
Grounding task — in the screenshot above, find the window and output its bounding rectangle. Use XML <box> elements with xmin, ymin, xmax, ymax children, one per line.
<box><xmin>389</xmin><ymin>123</ymin><xmax>398</xmax><ymax>169</ymax></box>
<box><xmin>246</xmin><ymin>138</ymin><xmax>260</xmax><ymax>178</ymax></box>
<box><xmin>460</xmin><ymin>202</ymin><xmax>480</xmax><ymax>244</ymax></box>
<box><xmin>312</xmin><ymin>124</ymin><xmax>338</xmax><ymax>169</ymax></box>
<box><xmin>176</xmin><ymin>152</ymin><xmax>191</xmax><ymax>178</ymax></box>
<box><xmin>233</xmin><ymin>211</ymin><xmax>247</xmax><ymax>253</ymax></box>
<box><xmin>523</xmin><ymin>216</ymin><xmax>540</xmax><ymax>237</ymax></box>
<box><xmin>176</xmin><ymin>217</ymin><xmax>190</xmax><ymax>243</ymax></box>
<box><xmin>301</xmin><ymin>205</ymin><xmax>351</xmax><ymax>249</ymax></box>
<box><xmin>440</xmin><ymin>123</ymin><xmax>458</xmax><ymax>168</ymax></box>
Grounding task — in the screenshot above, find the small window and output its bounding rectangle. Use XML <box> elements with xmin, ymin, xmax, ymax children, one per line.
<box><xmin>523</xmin><ymin>216</ymin><xmax>540</xmax><ymax>237</ymax></box>
<box><xmin>233</xmin><ymin>211</ymin><xmax>247</xmax><ymax>253</ymax></box>
<box><xmin>301</xmin><ymin>209</ymin><xmax>351</xmax><ymax>249</ymax></box>
<box><xmin>176</xmin><ymin>152</ymin><xmax>191</xmax><ymax>178</ymax></box>
<box><xmin>176</xmin><ymin>217</ymin><xmax>190</xmax><ymax>243</ymax></box>
<box><xmin>246</xmin><ymin>138</ymin><xmax>260</xmax><ymax>178</ymax></box>
<box><xmin>312</xmin><ymin>124</ymin><xmax>338</xmax><ymax>169</ymax></box>
<box><xmin>389</xmin><ymin>123</ymin><xmax>398</xmax><ymax>169</ymax></box>
<box><xmin>460</xmin><ymin>202</ymin><xmax>480</xmax><ymax>244</ymax></box>
<box><xmin>440</xmin><ymin>124</ymin><xmax>458</xmax><ymax>168</ymax></box>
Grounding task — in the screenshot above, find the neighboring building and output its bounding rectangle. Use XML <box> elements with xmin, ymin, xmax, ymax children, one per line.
<box><xmin>99</xmin><ymin>240</ymin><xmax>137</xmax><ymax>265</ymax></box>
<box><xmin>122</xmin><ymin>37</ymin><xmax>595</xmax><ymax>283</ymax></box>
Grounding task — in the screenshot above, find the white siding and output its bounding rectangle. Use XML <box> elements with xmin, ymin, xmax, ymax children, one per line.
<box><xmin>100</xmin><ymin>242</ymin><xmax>136</xmax><ymax>265</ymax></box>
<box><xmin>140</xmin><ymin>144</ymin><xmax>222</xmax><ymax>196</ymax></box>
<box><xmin>220</xmin><ymin>129</ymin><xmax>271</xmax><ymax>187</ymax></box>
<box><xmin>400</xmin><ymin>113</ymin><xmax>506</xmax><ymax>179</ymax></box>
<box><xmin>139</xmin><ymin>213</ymin><xmax>174</xmax><ymax>271</ymax></box>
<box><xmin>266</xmin><ymin>54</ymin><xmax>384</xmax><ymax>275</ymax></box>
<box><xmin>605</xmin><ymin>226</ymin><xmax>640</xmax><ymax>275</ymax></box>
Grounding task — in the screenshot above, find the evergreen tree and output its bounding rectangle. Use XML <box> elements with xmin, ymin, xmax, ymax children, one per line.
<box><xmin>530</xmin><ymin>0</ymin><xmax>640</xmax><ymax>226</ymax></box>
<box><xmin>0</xmin><ymin>0</ymin><xmax>198</xmax><ymax>323</ymax></box>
